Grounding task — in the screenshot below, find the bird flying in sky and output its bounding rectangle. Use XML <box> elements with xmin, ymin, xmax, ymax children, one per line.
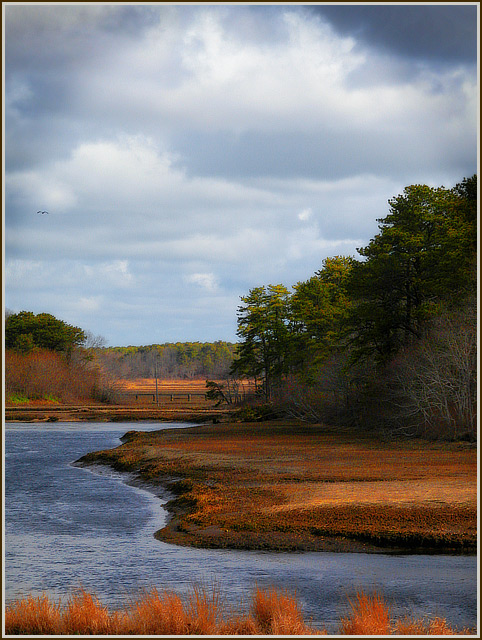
<box><xmin>37</xmin><ymin>210</ymin><xmax>49</xmax><ymax>214</ymax></box>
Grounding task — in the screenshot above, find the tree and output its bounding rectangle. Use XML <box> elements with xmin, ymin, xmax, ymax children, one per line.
<box><xmin>346</xmin><ymin>181</ymin><xmax>477</xmax><ymax>364</ymax></box>
<box><xmin>5</xmin><ymin>311</ymin><xmax>86</xmax><ymax>357</ymax></box>
<box><xmin>205</xmin><ymin>378</ymin><xmax>242</xmax><ymax>406</ymax></box>
<box><xmin>390</xmin><ymin>298</ymin><xmax>477</xmax><ymax>440</ymax></box>
<box><xmin>290</xmin><ymin>256</ymin><xmax>354</xmax><ymax>377</ymax></box>
<box><xmin>231</xmin><ymin>284</ymin><xmax>292</xmax><ymax>400</ymax></box>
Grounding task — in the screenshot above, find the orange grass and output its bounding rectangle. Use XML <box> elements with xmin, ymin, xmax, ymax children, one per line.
<box><xmin>61</xmin><ymin>589</ymin><xmax>115</xmax><ymax>635</ymax></box>
<box><xmin>252</xmin><ymin>586</ymin><xmax>317</xmax><ymax>635</ymax></box>
<box><xmin>394</xmin><ymin>616</ymin><xmax>460</xmax><ymax>635</ymax></box>
<box><xmin>116</xmin><ymin>378</ymin><xmax>256</xmax><ymax>408</ymax></box>
<box><xmin>4</xmin><ymin>587</ymin><xmax>468</xmax><ymax>636</ymax></box>
<box><xmin>4</xmin><ymin>594</ymin><xmax>62</xmax><ymax>635</ymax></box>
<box><xmin>118</xmin><ymin>378</ymin><xmax>254</xmax><ymax>392</ymax></box>
<box><xmin>79</xmin><ymin>421</ymin><xmax>477</xmax><ymax>552</ymax></box>
<box><xmin>340</xmin><ymin>592</ymin><xmax>391</xmax><ymax>635</ymax></box>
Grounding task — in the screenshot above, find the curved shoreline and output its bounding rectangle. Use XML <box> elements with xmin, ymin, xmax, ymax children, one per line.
<box><xmin>154</xmin><ymin>496</ymin><xmax>476</xmax><ymax>555</ymax></box>
<box><xmin>76</xmin><ymin>421</ymin><xmax>477</xmax><ymax>556</ymax></box>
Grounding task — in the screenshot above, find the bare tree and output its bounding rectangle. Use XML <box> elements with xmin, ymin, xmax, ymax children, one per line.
<box><xmin>391</xmin><ymin>300</ymin><xmax>476</xmax><ymax>440</ymax></box>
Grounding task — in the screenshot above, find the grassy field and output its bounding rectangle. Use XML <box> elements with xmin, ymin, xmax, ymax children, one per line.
<box><xmin>78</xmin><ymin>420</ymin><xmax>477</xmax><ymax>553</ymax></box>
<box><xmin>116</xmin><ymin>377</ymin><xmax>255</xmax><ymax>406</ymax></box>
<box><xmin>117</xmin><ymin>378</ymin><xmax>212</xmax><ymax>404</ymax></box>
<box><xmin>5</xmin><ymin>586</ymin><xmax>469</xmax><ymax>635</ymax></box>
<box><xmin>4</xmin><ymin>378</ymin><xmax>235</xmax><ymax>422</ymax></box>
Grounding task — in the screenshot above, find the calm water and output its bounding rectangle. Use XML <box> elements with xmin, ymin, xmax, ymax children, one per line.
<box><xmin>4</xmin><ymin>422</ymin><xmax>478</xmax><ymax>633</ymax></box>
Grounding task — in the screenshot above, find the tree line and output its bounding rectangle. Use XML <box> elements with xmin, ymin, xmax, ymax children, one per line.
<box><xmin>4</xmin><ymin>311</ymin><xmax>238</xmax><ymax>402</ymax></box>
<box><xmin>4</xmin><ymin>176</ymin><xmax>476</xmax><ymax>438</ymax></box>
<box><xmin>230</xmin><ymin>176</ymin><xmax>477</xmax><ymax>440</ymax></box>
<box><xmin>95</xmin><ymin>342</ymin><xmax>237</xmax><ymax>380</ymax></box>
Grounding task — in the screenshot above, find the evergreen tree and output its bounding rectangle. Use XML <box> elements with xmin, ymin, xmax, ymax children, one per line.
<box><xmin>291</xmin><ymin>256</ymin><xmax>353</xmax><ymax>377</ymax></box>
<box><xmin>346</xmin><ymin>181</ymin><xmax>477</xmax><ymax>363</ymax></box>
<box><xmin>231</xmin><ymin>284</ymin><xmax>291</xmax><ymax>399</ymax></box>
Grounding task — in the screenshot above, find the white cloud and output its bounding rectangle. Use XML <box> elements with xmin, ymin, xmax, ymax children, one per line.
<box><xmin>64</xmin><ymin>6</ymin><xmax>475</xmax><ymax>143</ymax></box>
<box><xmin>298</xmin><ymin>208</ymin><xmax>313</xmax><ymax>222</ymax></box>
<box><xmin>83</xmin><ymin>260</ymin><xmax>134</xmax><ymax>288</ymax></box>
<box><xmin>5</xmin><ymin>259</ymin><xmax>45</xmax><ymax>289</ymax></box>
<box><xmin>184</xmin><ymin>272</ymin><xmax>219</xmax><ymax>292</ymax></box>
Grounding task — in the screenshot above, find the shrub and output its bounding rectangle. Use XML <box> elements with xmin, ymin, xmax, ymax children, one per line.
<box><xmin>5</xmin><ymin>349</ymin><xmax>118</xmax><ymax>404</ymax></box>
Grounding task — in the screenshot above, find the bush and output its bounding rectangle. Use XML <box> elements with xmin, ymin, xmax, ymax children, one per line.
<box><xmin>4</xmin><ymin>349</ymin><xmax>116</xmax><ymax>404</ymax></box>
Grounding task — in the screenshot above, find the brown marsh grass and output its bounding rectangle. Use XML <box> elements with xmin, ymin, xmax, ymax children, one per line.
<box><xmin>79</xmin><ymin>421</ymin><xmax>477</xmax><ymax>552</ymax></box>
<box><xmin>118</xmin><ymin>377</ymin><xmax>254</xmax><ymax>393</ymax></box>
<box><xmin>116</xmin><ymin>377</ymin><xmax>254</xmax><ymax>408</ymax></box>
<box><xmin>5</xmin><ymin>586</ymin><xmax>467</xmax><ymax>636</ymax></box>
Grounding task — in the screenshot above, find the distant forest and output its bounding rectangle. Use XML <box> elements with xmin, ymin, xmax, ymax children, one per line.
<box><xmin>96</xmin><ymin>342</ymin><xmax>237</xmax><ymax>380</ymax></box>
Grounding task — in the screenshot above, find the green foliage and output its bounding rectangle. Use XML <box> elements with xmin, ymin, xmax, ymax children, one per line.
<box><xmin>231</xmin><ymin>284</ymin><xmax>292</xmax><ymax>399</ymax></box>
<box><xmin>291</xmin><ymin>256</ymin><xmax>354</xmax><ymax>377</ymax></box>
<box><xmin>42</xmin><ymin>394</ymin><xmax>60</xmax><ymax>403</ymax></box>
<box><xmin>7</xmin><ymin>392</ymin><xmax>30</xmax><ymax>405</ymax></box>
<box><xmin>5</xmin><ymin>311</ymin><xmax>85</xmax><ymax>356</ymax></box>
<box><xmin>233</xmin><ymin>175</ymin><xmax>477</xmax><ymax>439</ymax></box>
<box><xmin>345</xmin><ymin>180</ymin><xmax>477</xmax><ymax>363</ymax></box>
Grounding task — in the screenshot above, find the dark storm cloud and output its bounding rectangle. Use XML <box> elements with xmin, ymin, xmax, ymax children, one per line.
<box><xmin>307</xmin><ymin>4</ymin><xmax>477</xmax><ymax>65</ymax></box>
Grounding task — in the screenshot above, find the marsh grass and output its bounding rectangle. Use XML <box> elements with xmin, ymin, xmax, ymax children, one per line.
<box><xmin>252</xmin><ymin>586</ymin><xmax>316</xmax><ymax>635</ymax></box>
<box><xmin>340</xmin><ymin>592</ymin><xmax>391</xmax><ymax>635</ymax></box>
<box><xmin>5</xmin><ymin>587</ymin><xmax>465</xmax><ymax>636</ymax></box>
<box><xmin>4</xmin><ymin>594</ymin><xmax>62</xmax><ymax>635</ymax></box>
<box><xmin>80</xmin><ymin>421</ymin><xmax>476</xmax><ymax>552</ymax></box>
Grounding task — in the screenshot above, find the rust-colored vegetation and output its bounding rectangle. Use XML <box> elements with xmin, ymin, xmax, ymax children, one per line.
<box><xmin>79</xmin><ymin>421</ymin><xmax>477</xmax><ymax>553</ymax></box>
<box><xmin>115</xmin><ymin>377</ymin><xmax>255</xmax><ymax>408</ymax></box>
<box><xmin>5</xmin><ymin>349</ymin><xmax>103</xmax><ymax>404</ymax></box>
<box><xmin>5</xmin><ymin>587</ymin><xmax>468</xmax><ymax>636</ymax></box>
<box><xmin>118</xmin><ymin>378</ymin><xmax>214</xmax><ymax>392</ymax></box>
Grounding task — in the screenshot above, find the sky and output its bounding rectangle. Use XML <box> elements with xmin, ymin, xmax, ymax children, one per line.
<box><xmin>3</xmin><ymin>3</ymin><xmax>478</xmax><ymax>346</ymax></box>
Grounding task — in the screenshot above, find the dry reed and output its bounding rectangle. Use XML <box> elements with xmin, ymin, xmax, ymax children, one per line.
<box><xmin>340</xmin><ymin>592</ymin><xmax>391</xmax><ymax>635</ymax></box>
<box><xmin>4</xmin><ymin>587</ymin><xmax>468</xmax><ymax>636</ymax></box>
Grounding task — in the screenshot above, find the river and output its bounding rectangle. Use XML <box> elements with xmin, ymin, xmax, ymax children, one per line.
<box><xmin>4</xmin><ymin>421</ymin><xmax>478</xmax><ymax>633</ymax></box>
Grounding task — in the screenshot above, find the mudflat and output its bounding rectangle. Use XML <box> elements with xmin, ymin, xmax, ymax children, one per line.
<box><xmin>78</xmin><ymin>420</ymin><xmax>477</xmax><ymax>554</ymax></box>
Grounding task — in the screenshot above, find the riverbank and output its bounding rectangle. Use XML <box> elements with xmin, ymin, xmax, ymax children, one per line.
<box><xmin>77</xmin><ymin>420</ymin><xmax>477</xmax><ymax>554</ymax></box>
<box><xmin>5</xmin><ymin>403</ymin><xmax>228</xmax><ymax>423</ymax></box>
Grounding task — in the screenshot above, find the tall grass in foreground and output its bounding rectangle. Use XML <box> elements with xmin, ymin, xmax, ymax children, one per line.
<box><xmin>5</xmin><ymin>586</ymin><xmax>468</xmax><ymax>636</ymax></box>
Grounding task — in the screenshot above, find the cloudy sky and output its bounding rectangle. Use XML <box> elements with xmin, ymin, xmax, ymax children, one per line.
<box><xmin>4</xmin><ymin>3</ymin><xmax>478</xmax><ymax>346</ymax></box>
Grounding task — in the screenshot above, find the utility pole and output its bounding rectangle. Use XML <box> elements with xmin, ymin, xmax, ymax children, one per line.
<box><xmin>155</xmin><ymin>358</ymin><xmax>159</xmax><ymax>405</ymax></box>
